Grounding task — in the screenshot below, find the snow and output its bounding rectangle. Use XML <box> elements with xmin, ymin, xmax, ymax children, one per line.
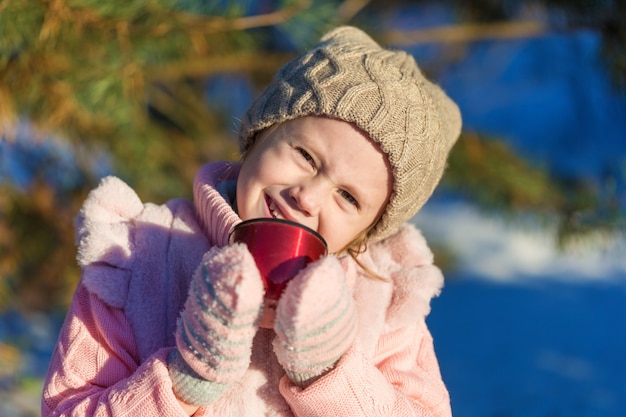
<box><xmin>429</xmin><ymin>278</ymin><xmax>626</xmax><ymax>417</ymax></box>
<box><xmin>413</xmin><ymin>203</ymin><xmax>626</xmax><ymax>417</ymax></box>
<box><xmin>414</xmin><ymin>202</ymin><xmax>626</xmax><ymax>283</ymax></box>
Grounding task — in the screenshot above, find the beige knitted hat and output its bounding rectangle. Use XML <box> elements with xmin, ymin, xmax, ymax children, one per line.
<box><xmin>239</xmin><ymin>26</ymin><xmax>462</xmax><ymax>242</ymax></box>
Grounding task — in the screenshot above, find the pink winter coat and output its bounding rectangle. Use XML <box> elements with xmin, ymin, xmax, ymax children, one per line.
<box><xmin>42</xmin><ymin>161</ymin><xmax>452</xmax><ymax>416</ymax></box>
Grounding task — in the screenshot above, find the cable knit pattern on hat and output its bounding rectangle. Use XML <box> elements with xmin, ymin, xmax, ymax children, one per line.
<box><xmin>240</xmin><ymin>26</ymin><xmax>462</xmax><ymax>242</ymax></box>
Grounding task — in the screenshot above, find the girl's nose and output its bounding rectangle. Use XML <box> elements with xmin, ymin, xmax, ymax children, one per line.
<box><xmin>289</xmin><ymin>181</ymin><xmax>323</xmax><ymax>217</ymax></box>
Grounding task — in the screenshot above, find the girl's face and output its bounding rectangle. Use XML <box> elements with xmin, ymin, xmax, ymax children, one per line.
<box><xmin>237</xmin><ymin>116</ymin><xmax>392</xmax><ymax>254</ymax></box>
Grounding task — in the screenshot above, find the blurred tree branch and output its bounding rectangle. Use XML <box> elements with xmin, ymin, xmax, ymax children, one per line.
<box><xmin>145</xmin><ymin>52</ymin><xmax>295</xmax><ymax>80</ymax></box>
<box><xmin>338</xmin><ymin>0</ymin><xmax>372</xmax><ymax>23</ymax></box>
<box><xmin>384</xmin><ymin>20</ymin><xmax>547</xmax><ymax>45</ymax></box>
<box><xmin>443</xmin><ymin>132</ymin><xmax>625</xmax><ymax>251</ymax></box>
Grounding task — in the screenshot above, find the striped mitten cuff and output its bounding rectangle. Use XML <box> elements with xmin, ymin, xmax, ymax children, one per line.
<box><xmin>169</xmin><ymin>244</ymin><xmax>264</xmax><ymax>406</ymax></box>
<box><xmin>272</xmin><ymin>256</ymin><xmax>358</xmax><ymax>388</ymax></box>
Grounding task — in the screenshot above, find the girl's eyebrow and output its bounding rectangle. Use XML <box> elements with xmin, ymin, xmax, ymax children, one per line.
<box><xmin>326</xmin><ymin>162</ymin><xmax>369</xmax><ymax>208</ymax></box>
<box><xmin>291</xmin><ymin>127</ymin><xmax>374</xmax><ymax>209</ymax></box>
<box><xmin>345</xmin><ymin>181</ymin><xmax>371</xmax><ymax>208</ymax></box>
<box><xmin>289</xmin><ymin>131</ymin><xmax>319</xmax><ymax>157</ymax></box>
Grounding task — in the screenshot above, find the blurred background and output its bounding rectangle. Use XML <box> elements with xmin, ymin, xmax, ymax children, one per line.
<box><xmin>1</xmin><ymin>0</ymin><xmax>625</xmax><ymax>416</ymax></box>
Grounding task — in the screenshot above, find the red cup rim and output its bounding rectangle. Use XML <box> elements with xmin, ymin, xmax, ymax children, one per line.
<box><xmin>229</xmin><ymin>218</ymin><xmax>328</xmax><ymax>252</ymax></box>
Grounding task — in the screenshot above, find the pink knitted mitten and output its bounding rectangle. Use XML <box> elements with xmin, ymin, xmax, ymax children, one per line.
<box><xmin>168</xmin><ymin>244</ymin><xmax>264</xmax><ymax>406</ymax></box>
<box><xmin>272</xmin><ymin>256</ymin><xmax>358</xmax><ymax>388</ymax></box>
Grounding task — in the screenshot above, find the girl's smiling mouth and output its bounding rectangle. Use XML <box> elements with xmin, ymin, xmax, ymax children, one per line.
<box><xmin>265</xmin><ymin>194</ymin><xmax>283</xmax><ymax>219</ymax></box>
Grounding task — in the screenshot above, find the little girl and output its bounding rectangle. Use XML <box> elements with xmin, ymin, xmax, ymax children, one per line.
<box><xmin>42</xmin><ymin>26</ymin><xmax>461</xmax><ymax>416</ymax></box>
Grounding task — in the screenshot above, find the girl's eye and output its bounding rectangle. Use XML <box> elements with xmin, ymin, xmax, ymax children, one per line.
<box><xmin>297</xmin><ymin>147</ymin><xmax>315</xmax><ymax>168</ymax></box>
<box><xmin>339</xmin><ymin>189</ymin><xmax>358</xmax><ymax>207</ymax></box>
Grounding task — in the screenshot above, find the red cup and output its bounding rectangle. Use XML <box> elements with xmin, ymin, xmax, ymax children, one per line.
<box><xmin>229</xmin><ymin>218</ymin><xmax>328</xmax><ymax>328</ymax></box>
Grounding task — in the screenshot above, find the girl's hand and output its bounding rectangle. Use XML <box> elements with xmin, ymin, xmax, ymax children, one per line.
<box><xmin>168</xmin><ymin>244</ymin><xmax>264</xmax><ymax>406</ymax></box>
<box><xmin>272</xmin><ymin>256</ymin><xmax>358</xmax><ymax>388</ymax></box>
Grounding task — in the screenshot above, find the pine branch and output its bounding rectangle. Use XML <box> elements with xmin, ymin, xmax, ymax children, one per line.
<box><xmin>338</xmin><ymin>0</ymin><xmax>372</xmax><ymax>22</ymax></box>
<box><xmin>145</xmin><ymin>52</ymin><xmax>294</xmax><ymax>80</ymax></box>
<box><xmin>199</xmin><ymin>0</ymin><xmax>311</xmax><ymax>31</ymax></box>
<box><xmin>384</xmin><ymin>20</ymin><xmax>547</xmax><ymax>45</ymax></box>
